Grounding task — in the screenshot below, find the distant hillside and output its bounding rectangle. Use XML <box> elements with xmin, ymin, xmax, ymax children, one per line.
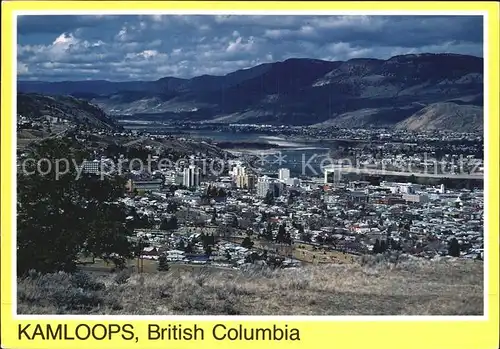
<box><xmin>17</xmin><ymin>93</ymin><xmax>117</xmax><ymax>130</ymax></box>
<box><xmin>395</xmin><ymin>102</ymin><xmax>483</xmax><ymax>132</ymax></box>
<box><xmin>18</xmin><ymin>53</ymin><xmax>484</xmax><ymax>131</ymax></box>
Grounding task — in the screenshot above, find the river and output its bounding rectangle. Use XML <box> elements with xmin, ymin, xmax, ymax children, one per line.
<box><xmin>174</xmin><ymin>130</ymin><xmax>333</xmax><ymax>176</ymax></box>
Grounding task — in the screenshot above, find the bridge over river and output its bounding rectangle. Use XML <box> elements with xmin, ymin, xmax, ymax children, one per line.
<box><xmin>324</xmin><ymin>166</ymin><xmax>483</xmax><ymax>180</ymax></box>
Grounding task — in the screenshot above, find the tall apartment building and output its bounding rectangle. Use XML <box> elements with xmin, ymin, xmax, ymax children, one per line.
<box><xmin>165</xmin><ymin>170</ymin><xmax>184</xmax><ymax>186</ymax></box>
<box><xmin>257</xmin><ymin>176</ymin><xmax>272</xmax><ymax>197</ymax></box>
<box><xmin>278</xmin><ymin>168</ymin><xmax>291</xmax><ymax>181</ymax></box>
<box><xmin>236</xmin><ymin>174</ymin><xmax>257</xmax><ymax>190</ymax></box>
<box><xmin>257</xmin><ymin>176</ymin><xmax>283</xmax><ymax>197</ymax></box>
<box><xmin>232</xmin><ymin>164</ymin><xmax>246</xmax><ymax>177</ymax></box>
<box><xmin>183</xmin><ymin>165</ymin><xmax>200</xmax><ymax>188</ymax></box>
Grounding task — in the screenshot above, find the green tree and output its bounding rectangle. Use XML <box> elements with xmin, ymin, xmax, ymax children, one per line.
<box><xmin>267</xmin><ymin>256</ymin><xmax>284</xmax><ymax>269</ymax></box>
<box><xmin>204</xmin><ymin>245</ymin><xmax>212</xmax><ymax>256</ymax></box>
<box><xmin>166</xmin><ymin>201</ymin><xmax>178</xmax><ymax>213</ymax></box>
<box><xmin>211</xmin><ymin>207</ymin><xmax>217</xmax><ymax>223</ymax></box>
<box><xmin>177</xmin><ymin>240</ymin><xmax>185</xmax><ymax>251</ymax></box>
<box><xmin>217</xmin><ymin>188</ymin><xmax>226</xmax><ymax>198</ymax></box>
<box><xmin>184</xmin><ymin>242</ymin><xmax>194</xmax><ymax>254</ymax></box>
<box><xmin>201</xmin><ymin>232</ymin><xmax>215</xmax><ymax>250</ymax></box>
<box><xmin>298</xmin><ymin>225</ymin><xmax>311</xmax><ymax>242</ymax></box>
<box><xmin>229</xmin><ymin>215</ymin><xmax>239</xmax><ymax>228</ymax></box>
<box><xmin>244</xmin><ymin>252</ymin><xmax>260</xmax><ymax>264</ymax></box>
<box><xmin>275</xmin><ymin>224</ymin><xmax>287</xmax><ymax>243</ymax></box>
<box><xmin>315</xmin><ymin>235</ymin><xmax>325</xmax><ymax>244</ymax></box>
<box><xmin>17</xmin><ymin>138</ymin><xmax>135</xmax><ymax>275</ymax></box>
<box><xmin>263</xmin><ymin>190</ymin><xmax>274</xmax><ymax>205</ymax></box>
<box><xmin>160</xmin><ymin>216</ymin><xmax>178</xmax><ymax>230</ymax></box>
<box><xmin>241</xmin><ymin>236</ymin><xmax>254</xmax><ymax>249</ymax></box>
<box><xmin>301</xmin><ymin>232</ymin><xmax>312</xmax><ymax>242</ymax></box>
<box><xmin>168</xmin><ymin>216</ymin><xmax>178</xmax><ymax>230</ymax></box>
<box><xmin>263</xmin><ymin>223</ymin><xmax>274</xmax><ymax>241</ymax></box>
<box><xmin>260</xmin><ymin>211</ymin><xmax>268</xmax><ymax>222</ymax></box>
<box><xmin>448</xmin><ymin>238</ymin><xmax>461</xmax><ymax>257</ymax></box>
<box><xmin>158</xmin><ymin>254</ymin><xmax>169</xmax><ymax>271</ymax></box>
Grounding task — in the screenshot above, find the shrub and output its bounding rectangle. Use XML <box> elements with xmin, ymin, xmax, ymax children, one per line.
<box><xmin>114</xmin><ymin>268</ymin><xmax>132</xmax><ymax>285</ymax></box>
<box><xmin>72</xmin><ymin>272</ymin><xmax>105</xmax><ymax>291</ymax></box>
<box><xmin>158</xmin><ymin>255</ymin><xmax>169</xmax><ymax>271</ymax></box>
<box><xmin>17</xmin><ymin>271</ymin><xmax>115</xmax><ymax>314</ymax></box>
<box><xmin>52</xmin><ymin>287</ymin><xmax>104</xmax><ymax>311</ymax></box>
<box><xmin>192</xmin><ymin>269</ymin><xmax>210</xmax><ymax>287</ymax></box>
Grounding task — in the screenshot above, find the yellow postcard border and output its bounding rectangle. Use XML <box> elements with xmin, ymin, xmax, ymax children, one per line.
<box><xmin>2</xmin><ymin>2</ymin><xmax>499</xmax><ymax>349</ymax></box>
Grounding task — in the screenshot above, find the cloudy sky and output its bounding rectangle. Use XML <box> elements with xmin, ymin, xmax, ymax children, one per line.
<box><xmin>17</xmin><ymin>15</ymin><xmax>483</xmax><ymax>81</ymax></box>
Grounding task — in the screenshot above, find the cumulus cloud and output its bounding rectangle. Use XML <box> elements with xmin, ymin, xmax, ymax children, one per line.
<box><xmin>17</xmin><ymin>62</ymin><xmax>29</xmax><ymax>75</ymax></box>
<box><xmin>16</xmin><ymin>15</ymin><xmax>483</xmax><ymax>81</ymax></box>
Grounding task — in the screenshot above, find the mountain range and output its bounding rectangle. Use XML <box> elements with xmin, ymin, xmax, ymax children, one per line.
<box><xmin>18</xmin><ymin>53</ymin><xmax>484</xmax><ymax>131</ymax></box>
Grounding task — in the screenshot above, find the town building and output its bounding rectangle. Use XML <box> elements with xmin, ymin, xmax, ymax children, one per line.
<box><xmin>164</xmin><ymin>170</ymin><xmax>184</xmax><ymax>186</ymax></box>
<box><xmin>348</xmin><ymin>191</ymin><xmax>369</xmax><ymax>204</ymax></box>
<box><xmin>257</xmin><ymin>176</ymin><xmax>272</xmax><ymax>197</ymax></box>
<box><xmin>217</xmin><ymin>176</ymin><xmax>235</xmax><ymax>189</ymax></box>
<box><xmin>279</xmin><ymin>168</ymin><xmax>291</xmax><ymax>181</ymax></box>
<box><xmin>236</xmin><ymin>174</ymin><xmax>257</xmax><ymax>190</ymax></box>
<box><xmin>183</xmin><ymin>165</ymin><xmax>200</xmax><ymax>188</ymax></box>
<box><xmin>126</xmin><ymin>178</ymin><xmax>163</xmax><ymax>193</ymax></box>
<box><xmin>272</xmin><ymin>182</ymin><xmax>284</xmax><ymax>197</ymax></box>
<box><xmin>286</xmin><ymin>177</ymin><xmax>301</xmax><ymax>187</ymax></box>
<box><xmin>80</xmin><ymin>159</ymin><xmax>113</xmax><ymax>175</ymax></box>
<box><xmin>324</xmin><ymin>168</ymin><xmax>342</xmax><ymax>185</ymax></box>
<box><xmin>403</xmin><ymin>193</ymin><xmax>430</xmax><ymax>204</ymax></box>
<box><xmin>231</xmin><ymin>164</ymin><xmax>246</xmax><ymax>177</ymax></box>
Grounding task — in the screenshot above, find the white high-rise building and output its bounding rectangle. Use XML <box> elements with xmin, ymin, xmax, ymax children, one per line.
<box><xmin>232</xmin><ymin>164</ymin><xmax>246</xmax><ymax>177</ymax></box>
<box><xmin>324</xmin><ymin>167</ymin><xmax>341</xmax><ymax>185</ymax></box>
<box><xmin>236</xmin><ymin>174</ymin><xmax>256</xmax><ymax>190</ymax></box>
<box><xmin>165</xmin><ymin>170</ymin><xmax>184</xmax><ymax>185</ymax></box>
<box><xmin>257</xmin><ymin>176</ymin><xmax>272</xmax><ymax>197</ymax></box>
<box><xmin>279</xmin><ymin>168</ymin><xmax>291</xmax><ymax>181</ymax></box>
<box><xmin>183</xmin><ymin>165</ymin><xmax>200</xmax><ymax>188</ymax></box>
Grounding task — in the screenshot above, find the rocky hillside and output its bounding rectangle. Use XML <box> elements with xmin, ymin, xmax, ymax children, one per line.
<box><xmin>395</xmin><ymin>102</ymin><xmax>483</xmax><ymax>132</ymax></box>
<box><xmin>17</xmin><ymin>93</ymin><xmax>117</xmax><ymax>129</ymax></box>
<box><xmin>18</xmin><ymin>53</ymin><xmax>483</xmax><ymax>131</ymax></box>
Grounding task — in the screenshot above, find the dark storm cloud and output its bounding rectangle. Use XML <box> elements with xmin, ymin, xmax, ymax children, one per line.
<box><xmin>16</xmin><ymin>15</ymin><xmax>483</xmax><ymax>81</ymax></box>
<box><xmin>17</xmin><ymin>15</ymin><xmax>121</xmax><ymax>36</ymax></box>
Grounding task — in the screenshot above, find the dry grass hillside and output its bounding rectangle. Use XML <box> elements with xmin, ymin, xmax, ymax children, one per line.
<box><xmin>395</xmin><ymin>102</ymin><xmax>483</xmax><ymax>132</ymax></box>
<box><xmin>18</xmin><ymin>256</ymin><xmax>483</xmax><ymax>316</ymax></box>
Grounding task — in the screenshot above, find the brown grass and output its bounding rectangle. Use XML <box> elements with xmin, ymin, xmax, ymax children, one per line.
<box><xmin>228</xmin><ymin>238</ymin><xmax>359</xmax><ymax>264</ymax></box>
<box><xmin>17</xmin><ymin>257</ymin><xmax>483</xmax><ymax>316</ymax></box>
<box><xmin>292</xmin><ymin>244</ymin><xmax>359</xmax><ymax>264</ymax></box>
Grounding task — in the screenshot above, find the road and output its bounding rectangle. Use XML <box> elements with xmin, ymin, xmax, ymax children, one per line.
<box><xmin>324</xmin><ymin>166</ymin><xmax>483</xmax><ymax>180</ymax></box>
<box><xmin>122</xmin><ymin>136</ymin><xmax>148</xmax><ymax>147</ymax></box>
